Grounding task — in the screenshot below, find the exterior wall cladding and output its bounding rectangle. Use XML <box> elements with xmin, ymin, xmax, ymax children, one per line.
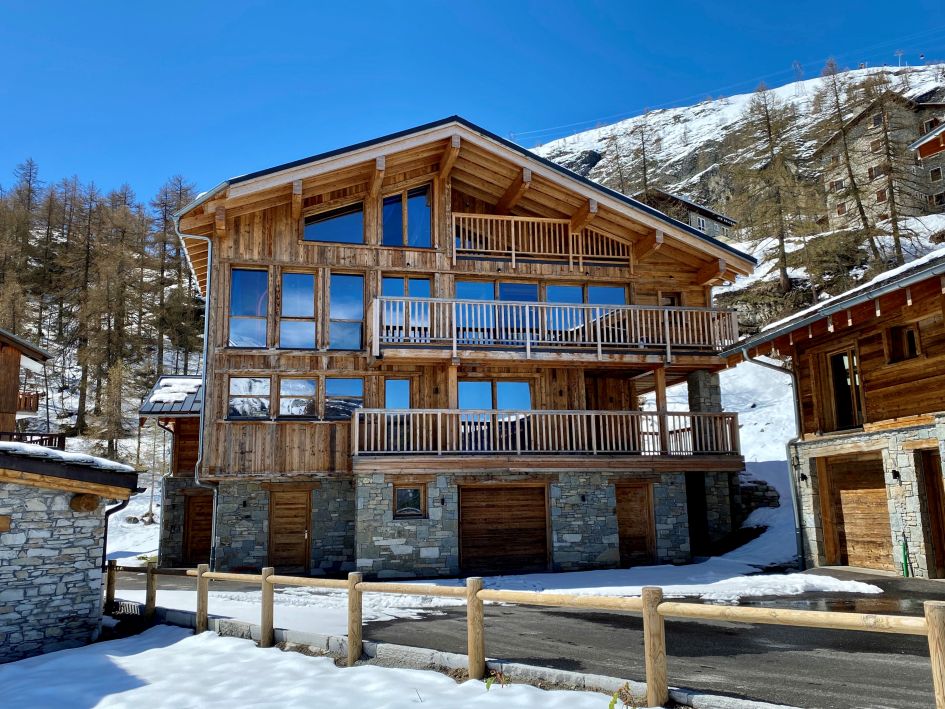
<box><xmin>792</xmin><ymin>414</ymin><xmax>945</xmax><ymax>579</ymax></box>
<box><xmin>164</xmin><ymin>370</ymin><xmax>740</xmax><ymax>578</ymax></box>
<box><xmin>0</xmin><ymin>484</ymin><xmax>106</xmax><ymax>663</ymax></box>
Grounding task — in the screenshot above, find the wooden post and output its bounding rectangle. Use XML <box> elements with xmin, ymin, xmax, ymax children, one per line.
<box><xmin>104</xmin><ymin>560</ymin><xmax>117</xmax><ymax>614</ymax></box>
<box><xmin>926</xmin><ymin>601</ymin><xmax>945</xmax><ymax>709</ymax></box>
<box><xmin>466</xmin><ymin>576</ymin><xmax>485</xmax><ymax>680</ymax></box>
<box><xmin>195</xmin><ymin>563</ymin><xmax>209</xmax><ymax>634</ymax></box>
<box><xmin>642</xmin><ymin>586</ymin><xmax>668</xmax><ymax>707</ymax></box>
<box><xmin>260</xmin><ymin>567</ymin><xmax>275</xmax><ymax>648</ymax></box>
<box><xmin>347</xmin><ymin>571</ymin><xmax>363</xmax><ymax>666</ymax></box>
<box><xmin>654</xmin><ymin>367</ymin><xmax>669</xmax><ymax>454</ymax></box>
<box><xmin>144</xmin><ymin>561</ymin><xmax>156</xmax><ymax>622</ymax></box>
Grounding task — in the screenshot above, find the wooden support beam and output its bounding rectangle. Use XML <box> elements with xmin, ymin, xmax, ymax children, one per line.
<box><xmin>438</xmin><ymin>135</ymin><xmax>461</xmax><ymax>180</ymax></box>
<box><xmin>214</xmin><ymin>206</ymin><xmax>226</xmax><ymax>240</ymax></box>
<box><xmin>634</xmin><ymin>229</ymin><xmax>664</xmax><ymax>263</ymax></box>
<box><xmin>695</xmin><ymin>258</ymin><xmax>726</xmax><ymax>286</ymax></box>
<box><xmin>291</xmin><ymin>180</ymin><xmax>302</xmax><ymax>223</ymax></box>
<box><xmin>368</xmin><ymin>156</ymin><xmax>386</xmax><ymax>199</ymax></box>
<box><xmin>495</xmin><ymin>168</ymin><xmax>532</xmax><ymax>214</ymax></box>
<box><xmin>569</xmin><ymin>198</ymin><xmax>598</xmax><ymax>233</ymax></box>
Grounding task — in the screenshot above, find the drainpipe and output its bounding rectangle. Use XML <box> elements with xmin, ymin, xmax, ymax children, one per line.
<box><xmin>740</xmin><ymin>348</ymin><xmax>806</xmax><ymax>570</ymax></box>
<box><xmin>173</xmin><ymin>221</ymin><xmax>218</xmax><ymax>571</ymax></box>
<box><xmin>102</xmin><ymin>496</ymin><xmax>134</xmax><ymax>570</ymax></box>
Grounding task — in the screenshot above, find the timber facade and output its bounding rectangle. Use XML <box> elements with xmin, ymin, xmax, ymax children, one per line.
<box><xmin>150</xmin><ymin>117</ymin><xmax>755</xmax><ymax>577</ymax></box>
<box><xmin>733</xmin><ymin>250</ymin><xmax>945</xmax><ymax>578</ymax></box>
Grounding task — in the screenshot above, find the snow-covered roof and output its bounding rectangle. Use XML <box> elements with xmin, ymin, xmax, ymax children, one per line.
<box><xmin>634</xmin><ymin>188</ymin><xmax>736</xmax><ymax>226</ymax></box>
<box><xmin>0</xmin><ymin>441</ymin><xmax>136</xmax><ymax>473</ymax></box>
<box><xmin>140</xmin><ymin>375</ymin><xmax>203</xmax><ymax>417</ymax></box>
<box><xmin>726</xmin><ymin>246</ymin><xmax>945</xmax><ymax>356</ymax></box>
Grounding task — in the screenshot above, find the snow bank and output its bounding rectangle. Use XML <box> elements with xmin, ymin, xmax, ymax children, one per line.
<box><xmin>0</xmin><ymin>626</ymin><xmax>620</xmax><ymax>708</ymax></box>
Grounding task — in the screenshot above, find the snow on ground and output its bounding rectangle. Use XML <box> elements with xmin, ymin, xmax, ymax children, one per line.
<box><xmin>107</xmin><ymin>481</ymin><xmax>161</xmax><ymax>564</ymax></box>
<box><xmin>0</xmin><ymin>626</ymin><xmax>624</xmax><ymax>709</ymax></box>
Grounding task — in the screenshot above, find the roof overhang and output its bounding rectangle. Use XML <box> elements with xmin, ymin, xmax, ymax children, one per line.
<box><xmin>910</xmin><ymin>121</ymin><xmax>945</xmax><ymax>159</ymax></box>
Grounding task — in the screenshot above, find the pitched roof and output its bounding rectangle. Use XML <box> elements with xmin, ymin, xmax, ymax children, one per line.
<box><xmin>175</xmin><ymin>116</ymin><xmax>755</xmax><ymax>268</ymax></box>
<box><xmin>634</xmin><ymin>188</ymin><xmax>736</xmax><ymax>226</ymax></box>
<box><xmin>910</xmin><ymin>120</ymin><xmax>945</xmax><ymax>152</ymax></box>
<box><xmin>0</xmin><ymin>327</ymin><xmax>51</xmax><ymax>363</ymax></box>
<box><xmin>139</xmin><ymin>375</ymin><xmax>203</xmax><ymax>418</ymax></box>
<box><xmin>723</xmin><ymin>247</ymin><xmax>945</xmax><ymax>357</ymax></box>
<box><xmin>812</xmin><ymin>91</ymin><xmax>919</xmax><ymax>158</ymax></box>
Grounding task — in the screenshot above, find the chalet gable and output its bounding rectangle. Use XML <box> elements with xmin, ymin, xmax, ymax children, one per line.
<box><xmin>176</xmin><ymin>116</ymin><xmax>755</xmax><ymax>295</ymax></box>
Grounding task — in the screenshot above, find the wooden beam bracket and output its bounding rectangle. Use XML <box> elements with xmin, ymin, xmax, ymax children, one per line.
<box><xmin>438</xmin><ymin>135</ymin><xmax>461</xmax><ymax>180</ymax></box>
<box><xmin>495</xmin><ymin>167</ymin><xmax>532</xmax><ymax>214</ymax></box>
<box><xmin>569</xmin><ymin>198</ymin><xmax>598</xmax><ymax>233</ymax></box>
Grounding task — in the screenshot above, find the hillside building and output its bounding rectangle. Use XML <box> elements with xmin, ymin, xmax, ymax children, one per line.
<box><xmin>816</xmin><ymin>88</ymin><xmax>945</xmax><ymax>232</ymax></box>
<box><xmin>144</xmin><ymin>116</ymin><xmax>758</xmax><ymax>578</ymax></box>
<box><xmin>634</xmin><ymin>188</ymin><xmax>735</xmax><ymax>240</ymax></box>
<box><xmin>730</xmin><ymin>249</ymin><xmax>945</xmax><ymax>578</ymax></box>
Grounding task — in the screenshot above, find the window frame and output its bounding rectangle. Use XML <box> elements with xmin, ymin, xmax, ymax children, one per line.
<box><xmin>826</xmin><ymin>346</ymin><xmax>864</xmax><ymax>431</ymax></box>
<box><xmin>278</xmin><ymin>271</ymin><xmax>318</xmax><ymax>350</ymax></box>
<box><xmin>381</xmin><ymin>181</ymin><xmax>434</xmax><ymax>249</ymax></box>
<box><xmin>324</xmin><ymin>377</ymin><xmax>365</xmax><ymax>421</ymax></box>
<box><xmin>869</xmin><ymin>139</ymin><xmax>883</xmax><ymax>154</ymax></box>
<box><xmin>875</xmin><ymin>188</ymin><xmax>888</xmax><ymax>203</ymax></box>
<box><xmin>328</xmin><ymin>272</ymin><xmax>366</xmax><ymax>351</ymax></box>
<box><xmin>458</xmin><ymin>378</ymin><xmax>534</xmax><ymax>410</ymax></box>
<box><xmin>836</xmin><ymin>202</ymin><xmax>847</xmax><ymax>216</ymax></box>
<box><xmin>277</xmin><ymin>377</ymin><xmax>319</xmax><ymax>419</ymax></box>
<box><xmin>931</xmin><ymin>167</ymin><xmax>943</xmax><ymax>183</ymax></box>
<box><xmin>302</xmin><ymin>200</ymin><xmax>366</xmax><ymax>245</ymax></box>
<box><xmin>871</xmin><ymin>112</ymin><xmax>883</xmax><ymax>128</ymax></box>
<box><xmin>228</xmin><ymin>267</ymin><xmax>270</xmax><ymax>349</ymax></box>
<box><xmin>887</xmin><ymin>323</ymin><xmax>922</xmax><ymax>364</ymax></box>
<box><xmin>227</xmin><ymin>376</ymin><xmax>272</xmax><ymax>420</ymax></box>
<box><xmin>392</xmin><ymin>483</ymin><xmax>427</xmax><ymax>519</ymax></box>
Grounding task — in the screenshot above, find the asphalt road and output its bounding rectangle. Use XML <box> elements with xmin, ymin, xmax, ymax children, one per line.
<box><xmin>118</xmin><ymin>568</ymin><xmax>941</xmax><ymax>708</ymax></box>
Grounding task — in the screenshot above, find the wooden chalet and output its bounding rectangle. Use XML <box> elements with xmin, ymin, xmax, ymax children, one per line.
<box><xmin>160</xmin><ymin>116</ymin><xmax>756</xmax><ymax>576</ymax></box>
<box><xmin>729</xmin><ymin>249</ymin><xmax>945</xmax><ymax>577</ymax></box>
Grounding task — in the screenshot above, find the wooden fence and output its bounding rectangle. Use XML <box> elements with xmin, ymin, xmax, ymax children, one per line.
<box><xmin>105</xmin><ymin>561</ymin><xmax>945</xmax><ymax>708</ymax></box>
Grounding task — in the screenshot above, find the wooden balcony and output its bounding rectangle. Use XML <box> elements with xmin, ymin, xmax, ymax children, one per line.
<box><xmin>352</xmin><ymin>409</ymin><xmax>740</xmax><ymax>458</ymax></box>
<box><xmin>453</xmin><ymin>213</ymin><xmax>630</xmax><ymax>268</ymax></box>
<box><xmin>17</xmin><ymin>391</ymin><xmax>40</xmax><ymax>413</ymax></box>
<box><xmin>0</xmin><ymin>431</ymin><xmax>66</xmax><ymax>450</ymax></box>
<box><xmin>371</xmin><ymin>297</ymin><xmax>738</xmax><ymax>363</ymax></box>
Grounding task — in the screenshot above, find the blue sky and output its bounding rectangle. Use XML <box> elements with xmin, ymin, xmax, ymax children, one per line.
<box><xmin>2</xmin><ymin>0</ymin><xmax>944</xmax><ymax>198</ymax></box>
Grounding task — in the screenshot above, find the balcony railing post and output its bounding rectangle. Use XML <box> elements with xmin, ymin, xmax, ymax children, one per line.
<box><xmin>524</xmin><ymin>305</ymin><xmax>531</xmax><ymax>359</ymax></box>
<box><xmin>510</xmin><ymin>220</ymin><xmax>516</xmax><ymax>269</ymax></box>
<box><xmin>371</xmin><ymin>299</ymin><xmax>380</xmax><ymax>357</ymax></box>
<box><xmin>352</xmin><ymin>412</ymin><xmax>360</xmax><ymax>457</ymax></box>
<box><xmin>663</xmin><ymin>309</ymin><xmax>672</xmax><ymax>362</ymax></box>
<box><xmin>590</xmin><ymin>412</ymin><xmax>597</xmax><ymax>455</ymax></box>
<box><xmin>595</xmin><ymin>307</ymin><xmax>603</xmax><ymax>360</ymax></box>
<box><xmin>436</xmin><ymin>411</ymin><xmax>443</xmax><ymax>455</ymax></box>
<box><xmin>451</xmin><ymin>301</ymin><xmax>458</xmax><ymax>357</ymax></box>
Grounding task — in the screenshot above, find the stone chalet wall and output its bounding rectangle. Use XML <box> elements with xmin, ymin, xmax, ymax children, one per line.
<box><xmin>0</xmin><ymin>483</ymin><xmax>106</xmax><ymax>663</ymax></box>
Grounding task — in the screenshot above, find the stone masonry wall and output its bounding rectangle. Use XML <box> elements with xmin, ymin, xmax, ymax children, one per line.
<box><xmin>310</xmin><ymin>478</ymin><xmax>356</xmax><ymax>574</ymax></box>
<box><xmin>687</xmin><ymin>370</ymin><xmax>723</xmax><ymax>413</ymax></box>
<box><xmin>653</xmin><ymin>472</ymin><xmax>691</xmax><ymax>564</ymax></box>
<box><xmin>703</xmin><ymin>471</ymin><xmax>736</xmax><ymax>542</ymax></box>
<box><xmin>792</xmin><ymin>417</ymin><xmax>945</xmax><ymax>578</ymax></box>
<box><xmin>215</xmin><ymin>480</ymin><xmax>269</xmax><ymax>572</ymax></box>
<box><xmin>0</xmin><ymin>483</ymin><xmax>106</xmax><ymax>663</ymax></box>
<box><xmin>158</xmin><ymin>476</ymin><xmax>199</xmax><ymax>568</ymax></box>
<box><xmin>550</xmin><ymin>473</ymin><xmax>619</xmax><ymax>570</ymax></box>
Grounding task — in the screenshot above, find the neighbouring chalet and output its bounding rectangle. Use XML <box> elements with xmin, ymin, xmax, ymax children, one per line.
<box><xmin>146</xmin><ymin>116</ymin><xmax>757</xmax><ymax>578</ymax></box>
<box><xmin>912</xmin><ymin>120</ymin><xmax>945</xmax><ymax>160</ymax></box>
<box><xmin>729</xmin><ymin>249</ymin><xmax>945</xmax><ymax>577</ymax></box>
<box><xmin>634</xmin><ymin>188</ymin><xmax>736</xmax><ymax>240</ymax></box>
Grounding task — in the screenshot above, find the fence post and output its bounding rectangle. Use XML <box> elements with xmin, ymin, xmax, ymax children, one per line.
<box><xmin>260</xmin><ymin>567</ymin><xmax>275</xmax><ymax>648</ymax></box>
<box><xmin>347</xmin><ymin>571</ymin><xmax>363</xmax><ymax>666</ymax></box>
<box><xmin>926</xmin><ymin>601</ymin><xmax>945</xmax><ymax>709</ymax></box>
<box><xmin>466</xmin><ymin>576</ymin><xmax>485</xmax><ymax>680</ymax></box>
<box><xmin>642</xmin><ymin>586</ymin><xmax>668</xmax><ymax>707</ymax></box>
<box><xmin>144</xmin><ymin>561</ymin><xmax>156</xmax><ymax>622</ymax></box>
<box><xmin>195</xmin><ymin>563</ymin><xmax>209</xmax><ymax>634</ymax></box>
<box><xmin>104</xmin><ymin>560</ymin><xmax>117</xmax><ymax>614</ymax></box>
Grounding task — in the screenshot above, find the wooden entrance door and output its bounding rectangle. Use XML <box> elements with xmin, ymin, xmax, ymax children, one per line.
<box><xmin>922</xmin><ymin>450</ymin><xmax>945</xmax><ymax>578</ymax></box>
<box><xmin>819</xmin><ymin>455</ymin><xmax>894</xmax><ymax>571</ymax></box>
<box><xmin>183</xmin><ymin>494</ymin><xmax>213</xmax><ymax>567</ymax></box>
<box><xmin>459</xmin><ymin>486</ymin><xmax>548</xmax><ymax>574</ymax></box>
<box><xmin>615</xmin><ymin>483</ymin><xmax>655</xmax><ymax>566</ymax></box>
<box><xmin>268</xmin><ymin>490</ymin><xmax>311</xmax><ymax>573</ymax></box>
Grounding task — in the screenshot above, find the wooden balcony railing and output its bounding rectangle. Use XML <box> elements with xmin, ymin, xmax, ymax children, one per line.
<box><xmin>0</xmin><ymin>431</ymin><xmax>66</xmax><ymax>450</ymax></box>
<box><xmin>352</xmin><ymin>409</ymin><xmax>740</xmax><ymax>457</ymax></box>
<box><xmin>17</xmin><ymin>391</ymin><xmax>40</xmax><ymax>412</ymax></box>
<box><xmin>372</xmin><ymin>297</ymin><xmax>739</xmax><ymax>359</ymax></box>
<box><xmin>453</xmin><ymin>213</ymin><xmax>630</xmax><ymax>268</ymax></box>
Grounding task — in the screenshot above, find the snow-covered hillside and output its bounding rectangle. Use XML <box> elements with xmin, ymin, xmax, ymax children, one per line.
<box><xmin>533</xmin><ymin>64</ymin><xmax>945</xmax><ymax>204</ymax></box>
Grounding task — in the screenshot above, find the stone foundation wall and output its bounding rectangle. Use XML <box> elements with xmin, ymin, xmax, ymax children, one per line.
<box><xmin>311</xmin><ymin>478</ymin><xmax>356</xmax><ymax>574</ymax></box>
<box><xmin>550</xmin><ymin>473</ymin><xmax>619</xmax><ymax>570</ymax></box>
<box><xmin>703</xmin><ymin>471</ymin><xmax>736</xmax><ymax>542</ymax></box>
<box><xmin>215</xmin><ymin>480</ymin><xmax>269</xmax><ymax>572</ymax></box>
<box><xmin>792</xmin><ymin>417</ymin><xmax>945</xmax><ymax>578</ymax></box>
<box><xmin>736</xmin><ymin>473</ymin><xmax>781</xmax><ymax>527</ymax></box>
<box><xmin>158</xmin><ymin>476</ymin><xmax>200</xmax><ymax>568</ymax></box>
<box><xmin>0</xmin><ymin>483</ymin><xmax>106</xmax><ymax>663</ymax></box>
<box><xmin>653</xmin><ymin>472</ymin><xmax>691</xmax><ymax>564</ymax></box>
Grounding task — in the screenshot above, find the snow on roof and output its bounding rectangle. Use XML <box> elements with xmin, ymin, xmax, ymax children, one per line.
<box><xmin>149</xmin><ymin>377</ymin><xmax>202</xmax><ymax>404</ymax></box>
<box><xmin>140</xmin><ymin>375</ymin><xmax>203</xmax><ymax>417</ymax></box>
<box><xmin>0</xmin><ymin>441</ymin><xmax>135</xmax><ymax>473</ymax></box>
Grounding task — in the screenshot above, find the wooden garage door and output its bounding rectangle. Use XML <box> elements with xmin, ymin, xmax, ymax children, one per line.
<box><xmin>616</xmin><ymin>483</ymin><xmax>655</xmax><ymax>567</ymax></box>
<box><xmin>268</xmin><ymin>490</ymin><xmax>311</xmax><ymax>574</ymax></box>
<box><xmin>822</xmin><ymin>456</ymin><xmax>894</xmax><ymax>571</ymax></box>
<box><xmin>183</xmin><ymin>494</ymin><xmax>213</xmax><ymax>567</ymax></box>
<box><xmin>460</xmin><ymin>486</ymin><xmax>548</xmax><ymax>574</ymax></box>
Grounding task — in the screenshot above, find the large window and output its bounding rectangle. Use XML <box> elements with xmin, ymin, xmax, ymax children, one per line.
<box><xmin>279</xmin><ymin>272</ymin><xmax>317</xmax><ymax>349</ymax></box>
<box><xmin>303</xmin><ymin>202</ymin><xmax>364</xmax><ymax>244</ymax></box>
<box><xmin>325</xmin><ymin>378</ymin><xmax>364</xmax><ymax>420</ymax></box>
<box><xmin>278</xmin><ymin>378</ymin><xmax>317</xmax><ymax>417</ymax></box>
<box><xmin>393</xmin><ymin>485</ymin><xmax>426</xmax><ymax>519</ymax></box>
<box><xmin>382</xmin><ymin>184</ymin><xmax>432</xmax><ymax>248</ymax></box>
<box><xmin>829</xmin><ymin>349</ymin><xmax>863</xmax><ymax>430</ymax></box>
<box><xmin>329</xmin><ymin>273</ymin><xmax>364</xmax><ymax>350</ymax></box>
<box><xmin>459</xmin><ymin>380</ymin><xmax>532</xmax><ymax>410</ymax></box>
<box><xmin>385</xmin><ymin>378</ymin><xmax>411</xmax><ymax>408</ymax></box>
<box><xmin>227</xmin><ymin>377</ymin><xmax>271</xmax><ymax>419</ymax></box>
<box><xmin>229</xmin><ymin>269</ymin><xmax>268</xmax><ymax>348</ymax></box>
<box><xmin>586</xmin><ymin>285</ymin><xmax>627</xmax><ymax>305</ymax></box>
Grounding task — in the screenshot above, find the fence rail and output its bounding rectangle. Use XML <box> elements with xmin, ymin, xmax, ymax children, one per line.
<box><xmin>105</xmin><ymin>561</ymin><xmax>945</xmax><ymax>708</ymax></box>
<box><xmin>452</xmin><ymin>213</ymin><xmax>631</xmax><ymax>268</ymax></box>
<box><xmin>352</xmin><ymin>409</ymin><xmax>740</xmax><ymax>457</ymax></box>
<box><xmin>0</xmin><ymin>430</ymin><xmax>66</xmax><ymax>450</ymax></box>
<box><xmin>373</xmin><ymin>297</ymin><xmax>738</xmax><ymax>359</ymax></box>
<box><xmin>17</xmin><ymin>391</ymin><xmax>40</xmax><ymax>412</ymax></box>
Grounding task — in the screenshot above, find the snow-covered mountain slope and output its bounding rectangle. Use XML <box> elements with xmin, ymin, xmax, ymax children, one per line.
<box><xmin>533</xmin><ymin>64</ymin><xmax>945</xmax><ymax>205</ymax></box>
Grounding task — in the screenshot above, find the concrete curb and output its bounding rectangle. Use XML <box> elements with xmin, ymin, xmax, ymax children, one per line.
<box><xmin>119</xmin><ymin>603</ymin><xmax>797</xmax><ymax>709</ymax></box>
